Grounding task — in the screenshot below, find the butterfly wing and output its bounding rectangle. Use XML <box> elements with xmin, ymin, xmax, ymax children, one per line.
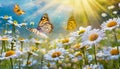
<box><xmin>17</xmin><ymin>10</ymin><xmax>25</xmax><ymax>15</ymax></box>
<box><xmin>66</xmin><ymin>16</ymin><xmax>77</xmax><ymax>31</ymax></box>
<box><xmin>37</xmin><ymin>13</ymin><xmax>53</xmax><ymax>33</ymax></box>
<box><xmin>13</xmin><ymin>4</ymin><xmax>19</xmax><ymax>12</ymax></box>
<box><xmin>13</xmin><ymin>4</ymin><xmax>25</xmax><ymax>16</ymax></box>
<box><xmin>40</xmin><ymin>22</ymin><xmax>53</xmax><ymax>33</ymax></box>
<box><xmin>38</xmin><ymin>13</ymin><xmax>49</xmax><ymax>27</ymax></box>
<box><xmin>28</xmin><ymin>28</ymin><xmax>48</xmax><ymax>38</ymax></box>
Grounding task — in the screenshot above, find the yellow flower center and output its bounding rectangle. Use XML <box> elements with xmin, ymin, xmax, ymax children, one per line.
<box><xmin>21</xmin><ymin>23</ymin><xmax>26</xmax><ymax>26</ymax></box>
<box><xmin>35</xmin><ymin>41</ymin><xmax>40</xmax><ymax>44</ymax></box>
<box><xmin>52</xmin><ymin>51</ymin><xmax>61</xmax><ymax>58</ymax></box>
<box><xmin>89</xmin><ymin>33</ymin><xmax>98</xmax><ymax>41</ymax></box>
<box><xmin>75</xmin><ymin>52</ymin><xmax>82</xmax><ymax>57</ymax></box>
<box><xmin>27</xmin><ymin>61</ymin><xmax>32</xmax><ymax>65</ymax></box>
<box><xmin>107</xmin><ymin>21</ymin><xmax>117</xmax><ymax>27</ymax></box>
<box><xmin>110</xmin><ymin>48</ymin><xmax>119</xmax><ymax>55</ymax></box>
<box><xmin>87</xmin><ymin>67</ymin><xmax>92</xmax><ymax>69</ymax></box>
<box><xmin>3</xmin><ymin>15</ymin><xmax>9</xmax><ymax>19</ymax></box>
<box><xmin>13</xmin><ymin>20</ymin><xmax>18</xmax><ymax>25</ymax></box>
<box><xmin>78</xmin><ymin>29</ymin><xmax>85</xmax><ymax>35</ymax></box>
<box><xmin>30</xmin><ymin>46</ymin><xmax>38</xmax><ymax>51</ymax></box>
<box><xmin>61</xmin><ymin>38</ymin><xmax>69</xmax><ymax>43</ymax></box>
<box><xmin>20</xmin><ymin>48</ymin><xmax>23</xmax><ymax>52</ymax></box>
<box><xmin>72</xmin><ymin>43</ymin><xmax>81</xmax><ymax>49</ymax></box>
<box><xmin>5</xmin><ymin>50</ymin><xmax>16</xmax><ymax>57</ymax></box>
<box><xmin>19</xmin><ymin>38</ymin><xmax>25</xmax><ymax>41</ymax></box>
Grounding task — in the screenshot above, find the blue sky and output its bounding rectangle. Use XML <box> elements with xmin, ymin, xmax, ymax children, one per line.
<box><xmin>0</xmin><ymin>0</ymin><xmax>71</xmax><ymax>38</ymax></box>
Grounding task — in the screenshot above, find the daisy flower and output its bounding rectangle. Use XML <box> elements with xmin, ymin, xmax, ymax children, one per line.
<box><xmin>71</xmin><ymin>43</ymin><xmax>89</xmax><ymax>50</ymax></box>
<box><xmin>18</xmin><ymin>37</ymin><xmax>28</xmax><ymax>42</ymax></box>
<box><xmin>22</xmin><ymin>59</ymin><xmax>37</xmax><ymax>67</ymax></box>
<box><xmin>0</xmin><ymin>35</ymin><xmax>12</xmax><ymax>41</ymax></box>
<box><xmin>44</xmin><ymin>48</ymin><xmax>67</xmax><ymax>61</ymax></box>
<box><xmin>71</xmin><ymin>43</ymin><xmax>83</xmax><ymax>50</ymax></box>
<box><xmin>30</xmin><ymin>22</ymin><xmax>34</xmax><ymax>26</ymax></box>
<box><xmin>39</xmin><ymin>48</ymin><xmax>47</xmax><ymax>54</ymax></box>
<box><xmin>101</xmin><ymin>18</ymin><xmax>120</xmax><ymax>31</ymax></box>
<box><xmin>0</xmin><ymin>15</ymin><xmax>12</xmax><ymax>20</ymax></box>
<box><xmin>57</xmin><ymin>37</ymin><xmax>76</xmax><ymax>46</ymax></box>
<box><xmin>74</xmin><ymin>51</ymin><xmax>83</xmax><ymax>60</ymax></box>
<box><xmin>101</xmin><ymin>13</ymin><xmax>107</xmax><ymax>17</ymax></box>
<box><xmin>1</xmin><ymin>50</ymin><xmax>21</xmax><ymax>59</ymax></box>
<box><xmin>118</xmin><ymin>3</ymin><xmax>120</xmax><ymax>8</ymax></box>
<box><xmin>82</xmin><ymin>29</ymin><xmax>105</xmax><ymax>46</ymax></box>
<box><xmin>70</xmin><ymin>26</ymin><xmax>92</xmax><ymax>37</ymax></box>
<box><xmin>16</xmin><ymin>47</ymin><xmax>38</xmax><ymax>56</ymax></box>
<box><xmin>8</xmin><ymin>20</ymin><xmax>21</xmax><ymax>27</ymax></box>
<box><xmin>109</xmin><ymin>47</ymin><xmax>120</xmax><ymax>60</ymax></box>
<box><xmin>107</xmin><ymin>5</ymin><xmax>115</xmax><ymax>10</ymax></box>
<box><xmin>26</xmin><ymin>51</ymin><xmax>38</xmax><ymax>57</ymax></box>
<box><xmin>19</xmin><ymin>23</ymin><xmax>27</xmax><ymax>27</ymax></box>
<box><xmin>50</xmin><ymin>39</ymin><xmax>63</xmax><ymax>48</ymax></box>
<box><xmin>110</xmin><ymin>47</ymin><xmax>119</xmax><ymax>55</ymax></box>
<box><xmin>30</xmin><ymin>46</ymin><xmax>39</xmax><ymax>52</ymax></box>
<box><xmin>5</xmin><ymin>30</ymin><xmax>12</xmax><ymax>34</ymax></box>
<box><xmin>113</xmin><ymin>11</ymin><xmax>118</xmax><ymax>15</ymax></box>
<box><xmin>97</xmin><ymin>47</ymin><xmax>120</xmax><ymax>60</ymax></box>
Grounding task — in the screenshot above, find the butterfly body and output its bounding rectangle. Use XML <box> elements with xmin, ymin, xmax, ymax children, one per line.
<box><xmin>13</xmin><ymin>4</ymin><xmax>25</xmax><ymax>16</ymax></box>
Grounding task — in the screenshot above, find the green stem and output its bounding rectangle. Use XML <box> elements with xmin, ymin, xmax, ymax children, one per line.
<box><xmin>40</xmin><ymin>55</ymin><xmax>43</xmax><ymax>69</ymax></box>
<box><xmin>56</xmin><ymin>60</ymin><xmax>59</xmax><ymax>69</ymax></box>
<box><xmin>20</xmin><ymin>41</ymin><xmax>24</xmax><ymax>49</ymax></box>
<box><xmin>35</xmin><ymin>43</ymin><xmax>39</xmax><ymax>48</ymax></box>
<box><xmin>93</xmin><ymin>44</ymin><xmax>97</xmax><ymax>64</ymax></box>
<box><xmin>83</xmin><ymin>48</ymin><xmax>87</xmax><ymax>65</ymax></box>
<box><xmin>79</xmin><ymin>60</ymin><xmax>83</xmax><ymax>69</ymax></box>
<box><xmin>11</xmin><ymin>42</ymin><xmax>14</xmax><ymax>50</ymax></box>
<box><xmin>10</xmin><ymin>58</ymin><xmax>13</xmax><ymax>69</ymax></box>
<box><xmin>1</xmin><ymin>41</ymin><xmax>6</xmax><ymax>54</ymax></box>
<box><xmin>1</xmin><ymin>41</ymin><xmax>4</xmax><ymax>54</ymax></box>
<box><xmin>12</xmin><ymin>24</ymin><xmax>16</xmax><ymax>37</ymax></box>
<box><xmin>26</xmin><ymin>53</ymin><xmax>31</xmax><ymax>68</ymax></box>
<box><xmin>19</xmin><ymin>60</ymin><xmax>21</xmax><ymax>69</ymax></box>
<box><xmin>113</xmin><ymin>29</ymin><xmax>120</xmax><ymax>68</ymax></box>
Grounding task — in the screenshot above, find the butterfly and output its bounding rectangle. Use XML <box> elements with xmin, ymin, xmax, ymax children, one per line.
<box><xmin>66</xmin><ymin>15</ymin><xmax>77</xmax><ymax>31</ymax></box>
<box><xmin>37</xmin><ymin>13</ymin><xmax>53</xmax><ymax>33</ymax></box>
<box><xmin>13</xmin><ymin>4</ymin><xmax>25</xmax><ymax>16</ymax></box>
<box><xmin>28</xmin><ymin>13</ymin><xmax>53</xmax><ymax>38</ymax></box>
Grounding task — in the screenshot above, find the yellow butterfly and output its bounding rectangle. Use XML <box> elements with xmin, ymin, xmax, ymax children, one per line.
<box><xmin>66</xmin><ymin>15</ymin><xmax>77</xmax><ymax>31</ymax></box>
<box><xmin>13</xmin><ymin>4</ymin><xmax>25</xmax><ymax>16</ymax></box>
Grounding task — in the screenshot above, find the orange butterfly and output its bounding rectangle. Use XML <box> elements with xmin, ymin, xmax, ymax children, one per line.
<box><xmin>37</xmin><ymin>13</ymin><xmax>53</xmax><ymax>33</ymax></box>
<box><xmin>28</xmin><ymin>13</ymin><xmax>53</xmax><ymax>38</ymax></box>
<box><xmin>13</xmin><ymin>4</ymin><xmax>25</xmax><ymax>16</ymax></box>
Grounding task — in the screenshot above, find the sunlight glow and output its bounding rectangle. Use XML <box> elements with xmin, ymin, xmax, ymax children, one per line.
<box><xmin>24</xmin><ymin>0</ymin><xmax>107</xmax><ymax>27</ymax></box>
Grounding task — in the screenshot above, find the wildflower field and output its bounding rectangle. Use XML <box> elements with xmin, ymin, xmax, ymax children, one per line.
<box><xmin>0</xmin><ymin>0</ymin><xmax>120</xmax><ymax>69</ymax></box>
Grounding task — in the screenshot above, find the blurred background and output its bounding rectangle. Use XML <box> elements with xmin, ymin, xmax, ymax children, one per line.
<box><xmin>0</xmin><ymin>0</ymin><xmax>120</xmax><ymax>38</ymax></box>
